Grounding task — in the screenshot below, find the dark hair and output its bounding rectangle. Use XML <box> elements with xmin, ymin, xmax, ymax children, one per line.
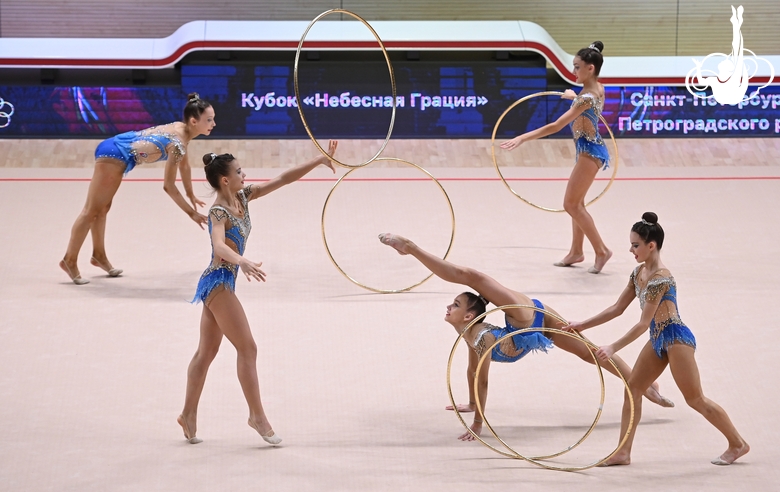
<box><xmin>631</xmin><ymin>212</ymin><xmax>665</xmax><ymax>250</ymax></box>
<box><xmin>203</xmin><ymin>152</ymin><xmax>236</xmax><ymax>190</ymax></box>
<box><xmin>461</xmin><ymin>292</ymin><xmax>488</xmax><ymax>321</ymax></box>
<box><xmin>576</xmin><ymin>41</ymin><xmax>605</xmax><ymax>76</ymax></box>
<box><xmin>183</xmin><ymin>92</ymin><xmax>212</xmax><ymax>122</ymax></box>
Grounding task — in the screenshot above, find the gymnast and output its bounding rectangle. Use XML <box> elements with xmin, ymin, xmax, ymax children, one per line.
<box><xmin>564</xmin><ymin>213</ymin><xmax>749</xmax><ymax>465</ymax></box>
<box><xmin>178</xmin><ymin>142</ymin><xmax>337</xmax><ymax>445</ymax></box>
<box><xmin>60</xmin><ymin>93</ymin><xmax>214</xmax><ymax>284</ymax></box>
<box><xmin>501</xmin><ymin>41</ymin><xmax>612</xmax><ymax>274</ymax></box>
<box><xmin>377</xmin><ymin>233</ymin><xmax>673</xmax><ymax>441</ymax></box>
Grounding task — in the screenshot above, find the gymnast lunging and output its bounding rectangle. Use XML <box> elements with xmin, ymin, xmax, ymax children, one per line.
<box><xmin>377</xmin><ymin>233</ymin><xmax>673</xmax><ymax>441</ymax></box>
<box><xmin>178</xmin><ymin>142</ymin><xmax>338</xmax><ymax>445</ymax></box>
<box><xmin>565</xmin><ymin>213</ymin><xmax>749</xmax><ymax>465</ymax></box>
<box><xmin>501</xmin><ymin>41</ymin><xmax>612</xmax><ymax>273</ymax></box>
<box><xmin>60</xmin><ymin>93</ymin><xmax>214</xmax><ymax>284</ymax></box>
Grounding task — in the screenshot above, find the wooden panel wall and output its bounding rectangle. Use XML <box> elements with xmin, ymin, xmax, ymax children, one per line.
<box><xmin>1</xmin><ymin>0</ymin><xmax>778</xmax><ymax>56</ymax></box>
<box><xmin>2</xmin><ymin>138</ymin><xmax>779</xmax><ymax>169</ymax></box>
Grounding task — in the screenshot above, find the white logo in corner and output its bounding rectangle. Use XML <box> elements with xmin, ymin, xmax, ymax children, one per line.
<box><xmin>0</xmin><ymin>97</ymin><xmax>14</xmax><ymax>128</ymax></box>
<box><xmin>685</xmin><ymin>5</ymin><xmax>774</xmax><ymax>106</ymax></box>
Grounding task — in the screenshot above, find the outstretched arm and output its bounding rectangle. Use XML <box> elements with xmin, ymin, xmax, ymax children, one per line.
<box><xmin>565</xmin><ymin>280</ymin><xmax>635</xmax><ymax>332</ymax></box>
<box><xmin>500</xmin><ymin>97</ymin><xmax>589</xmax><ymax>151</ymax></box>
<box><xmin>458</xmin><ymin>348</ymin><xmax>490</xmax><ymax>441</ymax></box>
<box><xmin>163</xmin><ymin>156</ymin><xmax>207</xmax><ymax>229</ymax></box>
<box><xmin>446</xmin><ymin>345</ymin><xmax>478</xmax><ymax>413</ymax></box>
<box><xmin>247</xmin><ymin>140</ymin><xmax>338</xmax><ymax>201</ymax></box>
<box><xmin>595</xmin><ymin>293</ymin><xmax>661</xmax><ymax>361</ymax></box>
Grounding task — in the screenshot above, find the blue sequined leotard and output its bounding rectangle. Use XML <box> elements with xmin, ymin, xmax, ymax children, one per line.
<box><xmin>94</xmin><ymin>124</ymin><xmax>185</xmax><ymax>174</ymax></box>
<box><xmin>472</xmin><ymin>299</ymin><xmax>555</xmax><ymax>363</ymax></box>
<box><xmin>570</xmin><ymin>93</ymin><xmax>610</xmax><ymax>169</ymax></box>
<box><xmin>631</xmin><ymin>265</ymin><xmax>697</xmax><ymax>358</ymax></box>
<box><xmin>192</xmin><ymin>186</ymin><xmax>253</xmax><ymax>304</ymax></box>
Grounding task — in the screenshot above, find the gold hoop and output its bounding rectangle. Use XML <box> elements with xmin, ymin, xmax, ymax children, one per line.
<box><xmin>491</xmin><ymin>91</ymin><xmax>619</xmax><ymax>212</ymax></box>
<box><xmin>321</xmin><ymin>157</ymin><xmax>455</xmax><ymax>293</ymax></box>
<box><xmin>294</xmin><ymin>9</ymin><xmax>397</xmax><ymax>169</ymax></box>
<box><xmin>446</xmin><ymin>304</ymin><xmax>635</xmax><ymax>471</ymax></box>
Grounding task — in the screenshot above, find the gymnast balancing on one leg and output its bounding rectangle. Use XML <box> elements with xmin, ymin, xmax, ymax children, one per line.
<box><xmin>60</xmin><ymin>92</ymin><xmax>214</xmax><ymax>285</ymax></box>
<box><xmin>377</xmin><ymin>233</ymin><xmax>673</xmax><ymax>442</ymax></box>
<box><xmin>501</xmin><ymin>41</ymin><xmax>612</xmax><ymax>274</ymax></box>
<box><xmin>565</xmin><ymin>213</ymin><xmax>749</xmax><ymax>465</ymax></box>
<box><xmin>178</xmin><ymin>142</ymin><xmax>337</xmax><ymax>446</ymax></box>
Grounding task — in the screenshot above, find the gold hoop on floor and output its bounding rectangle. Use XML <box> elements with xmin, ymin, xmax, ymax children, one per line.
<box><xmin>490</xmin><ymin>91</ymin><xmax>619</xmax><ymax>212</ymax></box>
<box><xmin>294</xmin><ymin>9</ymin><xmax>397</xmax><ymax>168</ymax></box>
<box><xmin>446</xmin><ymin>304</ymin><xmax>634</xmax><ymax>471</ymax></box>
<box><xmin>321</xmin><ymin>157</ymin><xmax>455</xmax><ymax>293</ymax></box>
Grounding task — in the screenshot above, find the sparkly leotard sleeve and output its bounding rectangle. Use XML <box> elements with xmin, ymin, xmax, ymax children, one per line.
<box><xmin>631</xmin><ymin>266</ymin><xmax>697</xmax><ymax>357</ymax></box>
<box><xmin>192</xmin><ymin>186</ymin><xmax>253</xmax><ymax>304</ymax></box>
<box><xmin>570</xmin><ymin>94</ymin><xmax>610</xmax><ymax>169</ymax></box>
<box><xmin>471</xmin><ymin>299</ymin><xmax>554</xmax><ymax>363</ymax></box>
<box><xmin>94</xmin><ymin>124</ymin><xmax>186</xmax><ymax>174</ymax></box>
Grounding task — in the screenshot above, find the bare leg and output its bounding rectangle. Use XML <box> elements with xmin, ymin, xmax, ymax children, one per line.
<box><xmin>178</xmin><ymin>304</ymin><xmax>224</xmax><ymax>443</ymax></box>
<box><xmin>206</xmin><ymin>290</ymin><xmax>280</xmax><ymax>444</ymax></box>
<box><xmin>550</xmin><ymin>333</ymin><xmax>673</xmax><ymax>407</ymax></box>
<box><xmin>381</xmin><ymin>233</ymin><xmax>540</xmax><ymax>313</ymax></box>
<box><xmin>554</xmin><ymin>221</ymin><xmax>585</xmax><ymax>267</ymax></box>
<box><xmin>562</xmin><ymin>157</ymin><xmax>611</xmax><ymax>273</ymax></box>
<box><xmin>89</xmin><ymin>200</ymin><xmax>122</xmax><ymax>276</ymax></box>
<box><xmin>666</xmin><ymin>344</ymin><xmax>749</xmax><ymax>465</ymax></box>
<box><xmin>61</xmin><ymin>159</ymin><xmax>124</xmax><ymax>283</ymax></box>
<box><xmin>603</xmin><ymin>342</ymin><xmax>668</xmax><ymax>466</ymax></box>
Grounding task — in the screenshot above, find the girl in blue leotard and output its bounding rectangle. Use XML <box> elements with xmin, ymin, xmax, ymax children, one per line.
<box><xmin>378</xmin><ymin>233</ymin><xmax>673</xmax><ymax>442</ymax></box>
<box><xmin>60</xmin><ymin>93</ymin><xmax>214</xmax><ymax>284</ymax></box>
<box><xmin>502</xmin><ymin>41</ymin><xmax>613</xmax><ymax>274</ymax></box>
<box><xmin>177</xmin><ymin>142</ymin><xmax>337</xmax><ymax>446</ymax></box>
<box><xmin>565</xmin><ymin>213</ymin><xmax>749</xmax><ymax>466</ymax></box>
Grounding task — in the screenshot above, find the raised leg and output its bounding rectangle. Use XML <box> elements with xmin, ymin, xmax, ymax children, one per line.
<box><xmin>378</xmin><ymin>234</ymin><xmax>527</xmax><ymax>309</ymax></box>
<box><xmin>562</xmin><ymin>156</ymin><xmax>611</xmax><ymax>273</ymax></box>
<box><xmin>666</xmin><ymin>344</ymin><xmax>749</xmax><ymax>465</ymax></box>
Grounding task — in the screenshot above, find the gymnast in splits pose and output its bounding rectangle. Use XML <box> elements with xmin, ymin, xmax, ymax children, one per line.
<box><xmin>565</xmin><ymin>213</ymin><xmax>749</xmax><ymax>465</ymax></box>
<box><xmin>501</xmin><ymin>41</ymin><xmax>612</xmax><ymax>273</ymax></box>
<box><xmin>60</xmin><ymin>93</ymin><xmax>213</xmax><ymax>284</ymax></box>
<box><xmin>377</xmin><ymin>233</ymin><xmax>673</xmax><ymax>441</ymax></box>
<box><xmin>178</xmin><ymin>142</ymin><xmax>338</xmax><ymax>445</ymax></box>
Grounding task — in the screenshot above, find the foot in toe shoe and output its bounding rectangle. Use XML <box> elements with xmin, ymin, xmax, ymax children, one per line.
<box><xmin>378</xmin><ymin>233</ymin><xmax>409</xmax><ymax>255</ymax></box>
<box><xmin>90</xmin><ymin>257</ymin><xmax>123</xmax><ymax>277</ymax></box>
<box><xmin>60</xmin><ymin>260</ymin><xmax>89</xmax><ymax>285</ymax></box>
<box><xmin>248</xmin><ymin>418</ymin><xmax>282</xmax><ymax>446</ymax></box>
<box><xmin>177</xmin><ymin>415</ymin><xmax>202</xmax><ymax>444</ymax></box>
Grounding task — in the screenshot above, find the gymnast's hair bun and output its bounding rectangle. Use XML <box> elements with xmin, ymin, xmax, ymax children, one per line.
<box><xmin>202</xmin><ymin>152</ymin><xmax>217</xmax><ymax>166</ymax></box>
<box><xmin>641</xmin><ymin>212</ymin><xmax>658</xmax><ymax>225</ymax></box>
<box><xmin>589</xmin><ymin>41</ymin><xmax>604</xmax><ymax>53</ymax></box>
